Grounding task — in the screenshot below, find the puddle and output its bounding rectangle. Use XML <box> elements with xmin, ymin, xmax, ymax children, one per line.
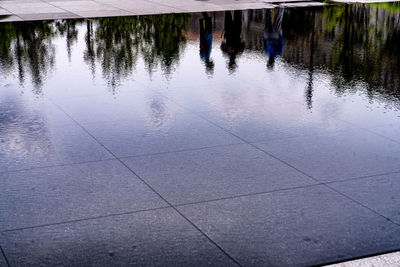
<box><xmin>0</xmin><ymin>4</ymin><xmax>399</xmax><ymax>145</ymax></box>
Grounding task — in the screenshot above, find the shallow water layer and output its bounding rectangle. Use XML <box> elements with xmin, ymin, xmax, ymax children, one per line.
<box><xmin>0</xmin><ymin>4</ymin><xmax>399</xmax><ymax>171</ymax></box>
<box><xmin>1</xmin><ymin>4</ymin><xmax>400</xmax><ymax>267</ymax></box>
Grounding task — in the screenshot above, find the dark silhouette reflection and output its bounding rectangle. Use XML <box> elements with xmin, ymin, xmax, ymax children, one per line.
<box><xmin>199</xmin><ymin>12</ymin><xmax>214</xmax><ymax>75</ymax></box>
<box><xmin>263</xmin><ymin>7</ymin><xmax>284</xmax><ymax>70</ymax></box>
<box><xmin>56</xmin><ymin>20</ymin><xmax>82</xmax><ymax>61</ymax></box>
<box><xmin>0</xmin><ymin>21</ymin><xmax>57</xmax><ymax>93</ymax></box>
<box><xmin>221</xmin><ymin>10</ymin><xmax>245</xmax><ymax>73</ymax></box>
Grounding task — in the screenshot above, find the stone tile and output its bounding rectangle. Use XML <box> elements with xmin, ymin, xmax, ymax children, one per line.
<box><xmin>178</xmin><ymin>185</ymin><xmax>400</xmax><ymax>266</ymax></box>
<box><xmin>0</xmin><ymin>86</ymin><xmax>75</xmax><ymax>129</ymax></box>
<box><xmin>0</xmin><ymin>123</ymin><xmax>113</xmax><ymax>172</ymax></box>
<box><xmin>200</xmin><ymin>101</ymin><xmax>355</xmax><ymax>143</ymax></box>
<box><xmin>0</xmin><ymin>2</ymin><xmax>65</xmax><ymax>14</ymax></box>
<box><xmin>84</xmin><ymin>113</ymin><xmax>243</xmax><ymax>158</ymax></box>
<box><xmin>72</xmin><ymin>9</ymin><xmax>133</xmax><ymax>18</ymax></box>
<box><xmin>50</xmin><ymin>1</ymin><xmax>121</xmax><ymax>12</ymax></box>
<box><xmin>279</xmin><ymin>1</ymin><xmax>325</xmax><ymax>7</ymax></box>
<box><xmin>327</xmin><ymin>251</ymin><xmax>400</xmax><ymax>267</ymax></box>
<box><xmin>0</xmin><ymin>160</ymin><xmax>167</xmax><ymax>230</ymax></box>
<box><xmin>369</xmin><ymin>124</ymin><xmax>400</xmax><ymax>144</ymax></box>
<box><xmin>330</xmin><ymin>172</ymin><xmax>400</xmax><ymax>225</ymax></box>
<box><xmin>122</xmin><ymin>144</ymin><xmax>316</xmax><ymax>205</ymax></box>
<box><xmin>0</xmin><ymin>8</ymin><xmax>12</xmax><ymax>15</ymax></box>
<box><xmin>1</xmin><ymin>208</ymin><xmax>237</xmax><ymax>266</ymax></box>
<box><xmin>254</xmin><ymin>128</ymin><xmax>400</xmax><ymax>182</ymax></box>
<box><xmin>0</xmin><ymin>249</ymin><xmax>7</xmax><ymax>267</ymax></box>
<box><xmin>117</xmin><ymin>2</ymin><xmax>183</xmax><ymax>15</ymax></box>
<box><xmin>218</xmin><ymin>2</ymin><xmax>275</xmax><ymax>10</ymax></box>
<box><xmin>178</xmin><ymin>3</ymin><xmax>232</xmax><ymax>12</ymax></box>
<box><xmin>17</xmin><ymin>12</ymin><xmax>81</xmax><ymax>20</ymax></box>
<box><xmin>53</xmin><ymin>92</ymin><xmax>185</xmax><ymax>125</ymax></box>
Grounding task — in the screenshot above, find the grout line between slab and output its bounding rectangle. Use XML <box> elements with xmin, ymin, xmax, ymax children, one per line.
<box><xmin>0</xmin><ymin>245</ymin><xmax>11</xmax><ymax>267</ymax></box>
<box><xmin>325</xmin><ymin>170</ymin><xmax>400</xmax><ymax>185</ymax></box>
<box><xmin>316</xmin><ymin>248</ymin><xmax>400</xmax><ymax>267</ymax></box>
<box><xmin>175</xmin><ymin>183</ymin><xmax>323</xmax><ymax>207</ymax></box>
<box><xmin>1</xmin><ymin>206</ymin><xmax>170</xmax><ymax>233</ymax></box>
<box><xmin>45</xmin><ymin>96</ymin><xmax>243</xmax><ymax>266</ymax></box>
<box><xmin>38</xmin><ymin>0</ymin><xmax>84</xmax><ymax>19</ymax></box>
<box><xmin>163</xmin><ymin>94</ymin><xmax>400</xmax><ymax>230</ymax></box>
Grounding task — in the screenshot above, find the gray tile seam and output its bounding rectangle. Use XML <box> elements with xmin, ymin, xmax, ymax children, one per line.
<box><xmin>0</xmin><ymin>6</ymin><xmax>23</xmax><ymax>21</ymax></box>
<box><xmin>0</xmin><ymin>245</ymin><xmax>10</xmax><ymax>267</ymax></box>
<box><xmin>253</xmin><ymin>143</ymin><xmax>400</xmax><ymax>229</ymax></box>
<box><xmin>337</xmin><ymin>117</ymin><xmax>400</xmax><ymax>145</ymax></box>
<box><xmin>144</xmin><ymin>0</ymin><xmax>190</xmax><ymax>12</ymax></box>
<box><xmin>81</xmin><ymin>0</ymin><xmax>139</xmax><ymax>16</ymax></box>
<box><xmin>0</xmin><ymin>206</ymin><xmax>170</xmax><ymax>233</ymax></box>
<box><xmin>325</xmin><ymin>170</ymin><xmax>400</xmax><ymax>185</ymax></box>
<box><xmin>45</xmin><ymin>96</ymin><xmax>242</xmax><ymax>267</ymax></box>
<box><xmin>38</xmin><ymin>0</ymin><xmax>84</xmax><ymax>19</ymax></box>
<box><xmin>174</xmin><ymin>183</ymin><xmax>323</xmax><ymax>207</ymax></box>
<box><xmin>167</xmin><ymin>96</ymin><xmax>400</xmax><ymax>230</ymax></box>
<box><xmin>0</xmin><ymin>181</ymin><xmax>321</xmax><ymax>233</ymax></box>
<box><xmin>0</xmin><ymin>142</ymin><xmax>246</xmax><ymax>175</ymax></box>
<box><xmin>314</xmin><ymin>248</ymin><xmax>400</xmax><ymax>267</ymax></box>
<box><xmin>0</xmin><ymin>157</ymin><xmax>117</xmax><ymax>175</ymax></box>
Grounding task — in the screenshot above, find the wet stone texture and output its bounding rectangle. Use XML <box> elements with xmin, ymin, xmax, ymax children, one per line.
<box><xmin>1</xmin><ymin>5</ymin><xmax>400</xmax><ymax>266</ymax></box>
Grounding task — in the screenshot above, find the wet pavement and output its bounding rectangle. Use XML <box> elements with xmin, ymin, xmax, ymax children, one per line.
<box><xmin>1</xmin><ymin>4</ymin><xmax>400</xmax><ymax>267</ymax></box>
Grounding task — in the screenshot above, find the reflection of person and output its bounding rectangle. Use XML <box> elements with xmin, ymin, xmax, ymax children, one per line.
<box><xmin>221</xmin><ymin>10</ymin><xmax>244</xmax><ymax>72</ymax></box>
<box><xmin>263</xmin><ymin>7</ymin><xmax>284</xmax><ymax>69</ymax></box>
<box><xmin>199</xmin><ymin>12</ymin><xmax>214</xmax><ymax>74</ymax></box>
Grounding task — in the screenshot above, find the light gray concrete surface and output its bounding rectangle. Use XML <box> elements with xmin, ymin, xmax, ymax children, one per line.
<box><xmin>0</xmin><ymin>0</ymin><xmax>316</xmax><ymax>22</ymax></box>
<box><xmin>326</xmin><ymin>251</ymin><xmax>400</xmax><ymax>267</ymax></box>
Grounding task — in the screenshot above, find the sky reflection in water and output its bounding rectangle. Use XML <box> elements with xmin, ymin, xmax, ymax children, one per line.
<box><xmin>0</xmin><ymin>4</ymin><xmax>399</xmax><ymax>150</ymax></box>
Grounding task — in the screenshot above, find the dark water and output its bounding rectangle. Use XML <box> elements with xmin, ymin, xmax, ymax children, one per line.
<box><xmin>0</xmin><ymin>4</ymin><xmax>400</xmax><ymax>170</ymax></box>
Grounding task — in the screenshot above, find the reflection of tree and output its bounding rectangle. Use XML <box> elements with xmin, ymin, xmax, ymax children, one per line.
<box><xmin>85</xmin><ymin>14</ymin><xmax>191</xmax><ymax>87</ymax></box>
<box><xmin>56</xmin><ymin>19</ymin><xmax>83</xmax><ymax>61</ymax></box>
<box><xmin>138</xmin><ymin>14</ymin><xmax>191</xmax><ymax>76</ymax></box>
<box><xmin>282</xmin><ymin>5</ymin><xmax>400</xmax><ymax>106</ymax></box>
<box><xmin>0</xmin><ymin>21</ymin><xmax>57</xmax><ymax>93</ymax></box>
<box><xmin>88</xmin><ymin>17</ymin><xmax>141</xmax><ymax>89</ymax></box>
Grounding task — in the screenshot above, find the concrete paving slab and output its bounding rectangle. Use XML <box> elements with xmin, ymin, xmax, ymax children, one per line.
<box><xmin>0</xmin><ymin>249</ymin><xmax>7</xmax><ymax>267</ymax></box>
<box><xmin>178</xmin><ymin>185</ymin><xmax>400</xmax><ymax>266</ymax></box>
<box><xmin>122</xmin><ymin>144</ymin><xmax>316</xmax><ymax>205</ymax></box>
<box><xmin>254</xmin><ymin>128</ymin><xmax>400</xmax><ymax>182</ymax></box>
<box><xmin>279</xmin><ymin>1</ymin><xmax>325</xmax><ymax>6</ymax></box>
<box><xmin>83</xmin><ymin>113</ymin><xmax>243</xmax><ymax>158</ymax></box>
<box><xmin>49</xmin><ymin>1</ymin><xmax>122</xmax><ymax>12</ymax></box>
<box><xmin>1</xmin><ymin>208</ymin><xmax>238</xmax><ymax>266</ymax></box>
<box><xmin>0</xmin><ymin>123</ymin><xmax>113</xmax><ymax>172</ymax></box>
<box><xmin>330</xmin><ymin>172</ymin><xmax>400</xmax><ymax>225</ymax></box>
<box><xmin>327</xmin><ymin>251</ymin><xmax>400</xmax><ymax>267</ymax></box>
<box><xmin>0</xmin><ymin>160</ymin><xmax>168</xmax><ymax>231</ymax></box>
<box><xmin>0</xmin><ymin>2</ymin><xmax>66</xmax><ymax>14</ymax></box>
<box><xmin>0</xmin><ymin>8</ymin><xmax>12</xmax><ymax>15</ymax></box>
<box><xmin>73</xmin><ymin>9</ymin><xmax>134</xmax><ymax>17</ymax></box>
<box><xmin>199</xmin><ymin>101</ymin><xmax>355</xmax><ymax>143</ymax></box>
<box><xmin>369</xmin><ymin>124</ymin><xmax>400</xmax><ymax>144</ymax></box>
<box><xmin>17</xmin><ymin>11</ymin><xmax>81</xmax><ymax>20</ymax></box>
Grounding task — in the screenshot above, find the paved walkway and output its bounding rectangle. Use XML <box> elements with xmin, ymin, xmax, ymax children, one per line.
<box><xmin>0</xmin><ymin>0</ymin><xmax>323</xmax><ymax>22</ymax></box>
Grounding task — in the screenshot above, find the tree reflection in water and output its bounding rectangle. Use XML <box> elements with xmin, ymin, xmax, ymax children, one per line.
<box><xmin>0</xmin><ymin>4</ymin><xmax>399</xmax><ymax>106</ymax></box>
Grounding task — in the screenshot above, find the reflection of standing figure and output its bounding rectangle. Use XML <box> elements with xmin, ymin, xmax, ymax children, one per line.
<box><xmin>221</xmin><ymin>10</ymin><xmax>244</xmax><ymax>72</ymax></box>
<box><xmin>199</xmin><ymin>12</ymin><xmax>214</xmax><ymax>74</ymax></box>
<box><xmin>263</xmin><ymin>7</ymin><xmax>284</xmax><ymax>69</ymax></box>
